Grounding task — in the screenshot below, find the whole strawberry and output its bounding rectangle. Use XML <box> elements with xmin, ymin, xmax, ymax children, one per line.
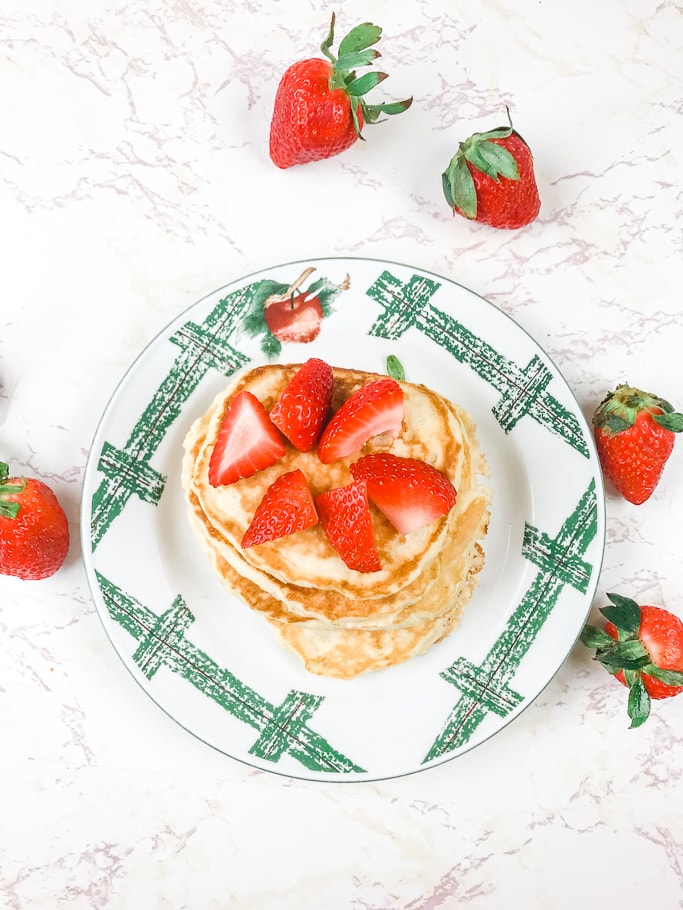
<box><xmin>269</xmin><ymin>13</ymin><xmax>412</xmax><ymax>168</ymax></box>
<box><xmin>592</xmin><ymin>385</ymin><xmax>683</xmax><ymax>504</ymax></box>
<box><xmin>0</xmin><ymin>461</ymin><xmax>70</xmax><ymax>580</ymax></box>
<box><xmin>442</xmin><ymin>109</ymin><xmax>540</xmax><ymax>229</ymax></box>
<box><xmin>580</xmin><ymin>592</ymin><xmax>683</xmax><ymax>727</ymax></box>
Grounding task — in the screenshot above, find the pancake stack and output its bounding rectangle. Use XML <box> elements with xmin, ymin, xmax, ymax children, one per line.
<box><xmin>182</xmin><ymin>364</ymin><xmax>492</xmax><ymax>679</ymax></box>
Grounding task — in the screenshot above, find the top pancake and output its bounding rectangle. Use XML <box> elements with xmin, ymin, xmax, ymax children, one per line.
<box><xmin>185</xmin><ymin>365</ymin><xmax>479</xmax><ymax>603</ymax></box>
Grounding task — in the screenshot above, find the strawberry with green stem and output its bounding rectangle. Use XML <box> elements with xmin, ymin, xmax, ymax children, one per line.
<box><xmin>581</xmin><ymin>593</ymin><xmax>683</xmax><ymax>727</ymax></box>
<box><xmin>0</xmin><ymin>461</ymin><xmax>70</xmax><ymax>580</ymax></box>
<box><xmin>269</xmin><ymin>13</ymin><xmax>412</xmax><ymax>169</ymax></box>
<box><xmin>442</xmin><ymin>108</ymin><xmax>540</xmax><ymax>229</ymax></box>
<box><xmin>592</xmin><ymin>385</ymin><xmax>683</xmax><ymax>504</ymax></box>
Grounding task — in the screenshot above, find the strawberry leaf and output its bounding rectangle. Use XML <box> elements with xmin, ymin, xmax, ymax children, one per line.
<box><xmin>0</xmin><ymin>498</ymin><xmax>22</xmax><ymax>519</ymax></box>
<box><xmin>334</xmin><ymin>49</ymin><xmax>380</xmax><ymax>72</ymax></box>
<box><xmin>350</xmin><ymin>99</ymin><xmax>363</xmax><ymax>139</ymax></box>
<box><xmin>600</xmin><ymin>592</ymin><xmax>641</xmax><ymax>634</ymax></box>
<box><xmin>579</xmin><ymin>624</ymin><xmax>614</xmax><ymax>650</ymax></box>
<box><xmin>464</xmin><ymin>140</ymin><xmax>520</xmax><ymax>182</ymax></box>
<box><xmin>337</xmin><ymin>22</ymin><xmax>382</xmax><ymax>56</ymax></box>
<box><xmin>0</xmin><ymin>463</ymin><xmax>26</xmax><ymax>519</ymax></box>
<box><xmin>643</xmin><ymin>664</ymin><xmax>683</xmax><ymax>686</ymax></box>
<box><xmin>476</xmin><ymin>126</ymin><xmax>514</xmax><ymax>141</ymax></box>
<box><xmin>627</xmin><ymin>676</ymin><xmax>651</xmax><ymax>728</ymax></box>
<box><xmin>442</xmin><ymin>157</ymin><xmax>477</xmax><ymax>218</ymax></box>
<box><xmin>346</xmin><ymin>71</ymin><xmax>388</xmax><ymax>97</ymax></box>
<box><xmin>386</xmin><ymin>354</ymin><xmax>405</xmax><ymax>381</ymax></box>
<box><xmin>653</xmin><ymin>411</ymin><xmax>683</xmax><ymax>432</ymax></box>
<box><xmin>596</xmin><ymin>413</ymin><xmax>633</xmax><ymax>434</ymax></box>
<box><xmin>363</xmin><ymin>98</ymin><xmax>413</xmax><ymax>122</ymax></box>
<box><xmin>595</xmin><ymin>638</ymin><xmax>650</xmax><ymax>673</ymax></box>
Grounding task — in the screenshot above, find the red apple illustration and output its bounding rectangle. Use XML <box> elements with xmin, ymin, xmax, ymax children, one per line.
<box><xmin>263</xmin><ymin>267</ymin><xmax>324</xmax><ymax>344</ymax></box>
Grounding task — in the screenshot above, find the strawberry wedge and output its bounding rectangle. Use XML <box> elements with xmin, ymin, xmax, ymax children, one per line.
<box><xmin>208</xmin><ymin>390</ymin><xmax>287</xmax><ymax>486</ymax></box>
<box><xmin>242</xmin><ymin>469</ymin><xmax>318</xmax><ymax>548</ymax></box>
<box><xmin>269</xmin><ymin>358</ymin><xmax>334</xmax><ymax>451</ymax></box>
<box><xmin>350</xmin><ymin>453</ymin><xmax>457</xmax><ymax>535</ymax></box>
<box><xmin>317</xmin><ymin>378</ymin><xmax>403</xmax><ymax>464</ymax></box>
<box><xmin>315</xmin><ymin>480</ymin><xmax>381</xmax><ymax>573</ymax></box>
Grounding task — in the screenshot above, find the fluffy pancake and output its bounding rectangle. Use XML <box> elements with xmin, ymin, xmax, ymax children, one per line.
<box><xmin>182</xmin><ymin>363</ymin><xmax>492</xmax><ymax>677</ymax></box>
<box><xmin>270</xmin><ymin>546</ymin><xmax>486</xmax><ymax>678</ymax></box>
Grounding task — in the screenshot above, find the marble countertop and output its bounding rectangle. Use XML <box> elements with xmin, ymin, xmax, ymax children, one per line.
<box><xmin>2</xmin><ymin>0</ymin><xmax>682</xmax><ymax>907</ymax></box>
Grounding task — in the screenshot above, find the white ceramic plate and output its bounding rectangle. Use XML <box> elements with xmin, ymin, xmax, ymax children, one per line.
<box><xmin>82</xmin><ymin>257</ymin><xmax>605</xmax><ymax>782</ymax></box>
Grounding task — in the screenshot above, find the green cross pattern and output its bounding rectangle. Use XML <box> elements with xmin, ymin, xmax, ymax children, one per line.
<box><xmin>90</xmin><ymin>285</ymin><xmax>257</xmax><ymax>549</ymax></box>
<box><xmin>96</xmin><ymin>570</ymin><xmax>365</xmax><ymax>774</ymax></box>
<box><xmin>423</xmin><ymin>479</ymin><xmax>599</xmax><ymax>762</ymax></box>
<box><xmin>365</xmin><ymin>269</ymin><xmax>589</xmax><ymax>456</ymax></box>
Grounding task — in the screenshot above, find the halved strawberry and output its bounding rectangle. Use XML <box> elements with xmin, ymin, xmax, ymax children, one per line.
<box><xmin>208</xmin><ymin>390</ymin><xmax>287</xmax><ymax>487</ymax></box>
<box><xmin>317</xmin><ymin>377</ymin><xmax>403</xmax><ymax>464</ymax></box>
<box><xmin>350</xmin><ymin>453</ymin><xmax>457</xmax><ymax>535</ymax></box>
<box><xmin>315</xmin><ymin>480</ymin><xmax>381</xmax><ymax>573</ymax></box>
<box><xmin>242</xmin><ymin>469</ymin><xmax>318</xmax><ymax>548</ymax></box>
<box><xmin>269</xmin><ymin>358</ymin><xmax>334</xmax><ymax>451</ymax></box>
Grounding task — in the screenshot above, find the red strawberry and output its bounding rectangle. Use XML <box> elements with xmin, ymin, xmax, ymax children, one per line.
<box><xmin>317</xmin><ymin>378</ymin><xmax>403</xmax><ymax>464</ymax></box>
<box><xmin>580</xmin><ymin>592</ymin><xmax>683</xmax><ymax>727</ymax></box>
<box><xmin>269</xmin><ymin>13</ymin><xmax>412</xmax><ymax>169</ymax></box>
<box><xmin>0</xmin><ymin>461</ymin><xmax>69</xmax><ymax>580</ymax></box>
<box><xmin>350</xmin><ymin>453</ymin><xmax>457</xmax><ymax>535</ymax></box>
<box><xmin>315</xmin><ymin>480</ymin><xmax>381</xmax><ymax>573</ymax></box>
<box><xmin>208</xmin><ymin>390</ymin><xmax>287</xmax><ymax>487</ymax></box>
<box><xmin>442</xmin><ymin>109</ymin><xmax>540</xmax><ymax>229</ymax></box>
<box><xmin>269</xmin><ymin>358</ymin><xmax>334</xmax><ymax>451</ymax></box>
<box><xmin>592</xmin><ymin>385</ymin><xmax>683</xmax><ymax>504</ymax></box>
<box><xmin>242</xmin><ymin>469</ymin><xmax>318</xmax><ymax>548</ymax></box>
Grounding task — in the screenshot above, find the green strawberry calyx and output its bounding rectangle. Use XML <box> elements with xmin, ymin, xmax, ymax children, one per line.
<box><xmin>319</xmin><ymin>13</ymin><xmax>412</xmax><ymax>138</ymax></box>
<box><xmin>592</xmin><ymin>384</ymin><xmax>683</xmax><ymax>436</ymax></box>
<box><xmin>442</xmin><ymin>108</ymin><xmax>523</xmax><ymax>219</ymax></box>
<box><xmin>580</xmin><ymin>592</ymin><xmax>683</xmax><ymax>728</ymax></box>
<box><xmin>0</xmin><ymin>461</ymin><xmax>26</xmax><ymax>519</ymax></box>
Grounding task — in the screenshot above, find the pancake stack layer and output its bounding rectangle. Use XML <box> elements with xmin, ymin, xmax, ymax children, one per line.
<box><xmin>182</xmin><ymin>364</ymin><xmax>492</xmax><ymax>679</ymax></box>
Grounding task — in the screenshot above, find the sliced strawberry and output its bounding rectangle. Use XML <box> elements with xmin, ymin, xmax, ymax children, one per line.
<box><xmin>269</xmin><ymin>358</ymin><xmax>334</xmax><ymax>451</ymax></box>
<box><xmin>315</xmin><ymin>480</ymin><xmax>381</xmax><ymax>573</ymax></box>
<box><xmin>208</xmin><ymin>390</ymin><xmax>286</xmax><ymax>487</ymax></box>
<box><xmin>242</xmin><ymin>469</ymin><xmax>318</xmax><ymax>548</ymax></box>
<box><xmin>317</xmin><ymin>377</ymin><xmax>403</xmax><ymax>464</ymax></box>
<box><xmin>350</xmin><ymin>453</ymin><xmax>457</xmax><ymax>535</ymax></box>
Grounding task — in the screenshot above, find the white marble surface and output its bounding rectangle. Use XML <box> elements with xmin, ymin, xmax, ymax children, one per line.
<box><xmin>1</xmin><ymin>0</ymin><xmax>682</xmax><ymax>907</ymax></box>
